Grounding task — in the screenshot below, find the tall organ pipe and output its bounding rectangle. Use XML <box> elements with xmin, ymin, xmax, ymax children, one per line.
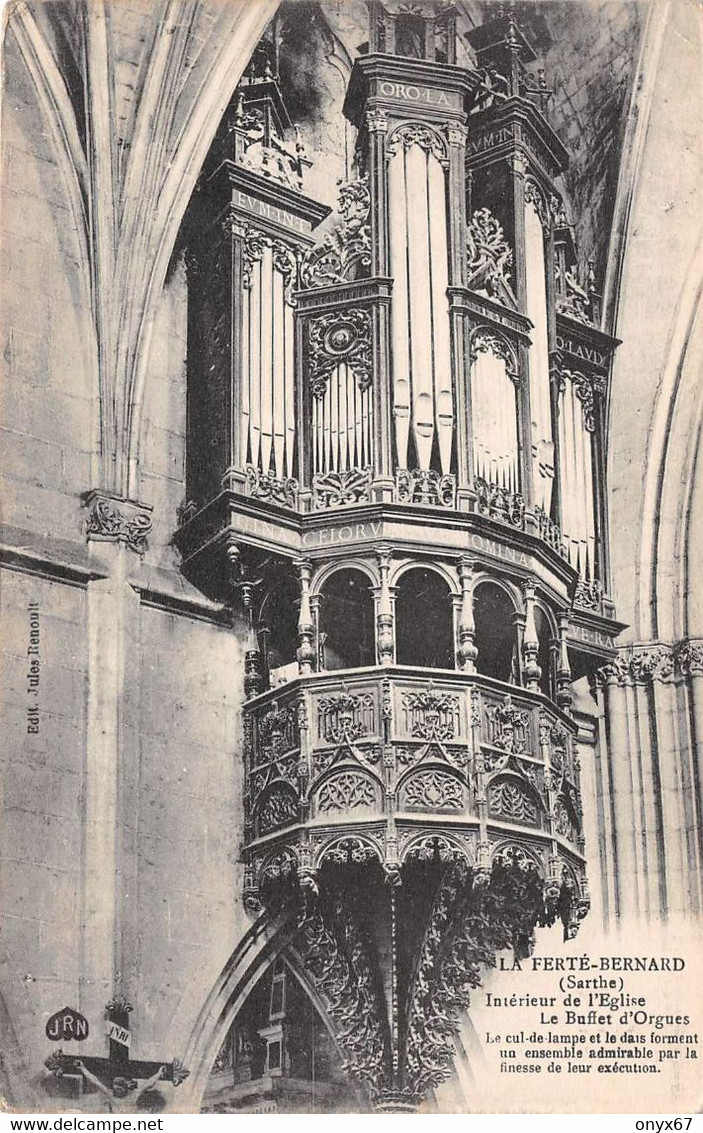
<box><xmin>524</xmin><ymin>201</ymin><xmax>554</xmax><ymax>513</ymax></box>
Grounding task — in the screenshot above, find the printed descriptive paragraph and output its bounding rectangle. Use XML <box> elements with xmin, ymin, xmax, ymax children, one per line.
<box><xmin>463</xmin><ymin>940</ymin><xmax>703</xmax><ymax>1113</ymax></box>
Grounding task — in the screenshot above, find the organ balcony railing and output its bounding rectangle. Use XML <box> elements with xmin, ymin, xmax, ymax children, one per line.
<box><xmin>242</xmin><ymin>665</ymin><xmax>587</xmax><ymax>921</ymax></box>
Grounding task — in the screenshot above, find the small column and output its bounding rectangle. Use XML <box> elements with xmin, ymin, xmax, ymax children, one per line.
<box><xmin>297</xmin><ymin>693</ymin><xmax>312</xmax><ymax>824</ymax></box>
<box><xmin>239</xmin><ymin>572</ymin><xmax>264</xmax><ymax>698</ymax></box>
<box><xmin>367</xmin><ymin>109</ymin><xmax>394</xmax><ymax>501</ymax></box>
<box><xmin>296</xmin><ymin>559</ymin><xmax>316</xmax><ymax>674</ymax></box>
<box><xmin>366</xmin><ymin>108</ymin><xmax>390</xmax><ymax>277</ymax></box>
<box><xmin>555</xmin><ymin>612</ymin><xmax>573</xmax><ymax>710</ymax></box>
<box><xmin>521</xmin><ymin>579</ymin><xmax>541</xmax><ymax>691</ymax></box>
<box><xmin>603</xmin><ymin>667</ymin><xmax>639</xmax><ymax>919</ymax></box>
<box><xmin>447</xmin><ymin>123</ymin><xmax>471</xmax><ymax>501</ymax></box>
<box><xmin>376</xmin><ymin>547</ymin><xmax>395</xmax><ymax>666</ymax></box>
<box><xmin>456</xmin><ymin>557</ymin><xmax>478</xmax><ymax>672</ymax></box>
<box><xmin>310</xmin><ymin>594</ymin><xmax>322</xmax><ymax>669</ymax></box>
<box><xmin>445</xmin><ymin>123</ymin><xmax>468</xmax><ymax>288</ymax></box>
<box><xmin>680</xmin><ymin>643</ymin><xmax>703</xmax><ymax>912</ymax></box>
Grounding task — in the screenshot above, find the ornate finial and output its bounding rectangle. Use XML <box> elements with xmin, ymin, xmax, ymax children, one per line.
<box><xmin>105</xmin><ymin>995</ymin><xmax>133</xmax><ymax>1015</ymax></box>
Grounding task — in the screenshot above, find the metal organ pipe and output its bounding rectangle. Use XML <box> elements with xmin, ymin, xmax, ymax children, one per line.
<box><xmin>573</xmin><ymin>391</ymin><xmax>588</xmax><ymax>575</ymax></box>
<box><xmin>310</xmin><ymin>361</ymin><xmax>374</xmax><ymax>476</ymax></box>
<box><xmin>330</xmin><ymin>363</ymin><xmax>339</xmax><ymax>471</ymax></box>
<box><xmin>405</xmin><ymin>143</ymin><xmax>434</xmax><ymax>470</ymax></box>
<box><xmin>260</xmin><ymin>245</ymin><xmax>274</xmax><ymax>475</ymax></box>
<box><xmin>428</xmin><ymin>155</ymin><xmax>453</xmax><ymax>475</ymax></box>
<box><xmin>242</xmin><ymin>254</ymin><xmax>297</xmax><ymax>480</ymax></box>
<box><xmin>524</xmin><ymin>201</ymin><xmax>554</xmax><ymax>513</ymax></box>
<box><xmin>471</xmin><ymin>350</ymin><xmax>519</xmax><ymax>492</ymax></box>
<box><xmin>249</xmin><ymin>259</ymin><xmax>262</xmax><ymax>470</ymax></box>
<box><xmin>584</xmin><ymin>425</ymin><xmax>596</xmax><ymax>578</ymax></box>
<box><xmin>559</xmin><ymin>379</ymin><xmax>597</xmax><ymax>579</ymax></box>
<box><xmin>389</xmin><ymin>142</ymin><xmax>453</xmax><ymax>474</ymax></box>
<box><xmin>388</xmin><ymin>149</ymin><xmax>411</xmax><ymax>470</ymax></box>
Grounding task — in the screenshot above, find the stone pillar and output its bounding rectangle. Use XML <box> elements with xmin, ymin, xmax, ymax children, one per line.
<box><xmin>556</xmin><ymin>612</ymin><xmax>573</xmax><ymax>711</ymax></box>
<box><xmin>521</xmin><ymin>579</ymin><xmax>541</xmax><ymax>690</ymax></box>
<box><xmin>456</xmin><ymin>558</ymin><xmax>477</xmax><ymax>672</ymax></box>
<box><xmin>81</xmin><ymin>490</ymin><xmax>152</xmax><ymax>1031</ymax></box>
<box><xmin>680</xmin><ymin>642</ymin><xmax>703</xmax><ymax>913</ymax></box>
<box><xmin>602</xmin><ymin>664</ymin><xmax>639</xmax><ymax>920</ymax></box>
<box><xmin>376</xmin><ymin>548</ymin><xmax>395</xmax><ymax>666</ymax></box>
<box><xmin>296</xmin><ymin>559</ymin><xmax>315</xmax><ymax>675</ymax></box>
<box><xmin>651</xmin><ymin>676</ymin><xmax>688</xmax><ymax>915</ymax></box>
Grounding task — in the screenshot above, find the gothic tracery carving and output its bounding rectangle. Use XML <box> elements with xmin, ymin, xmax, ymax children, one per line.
<box><xmin>257</xmin><ymin>787</ymin><xmax>298</xmax><ymax>834</ymax></box>
<box><xmin>241</xmin><ymin>227</ymin><xmax>298</xmax><ymax>303</ymax></box>
<box><xmin>484</xmin><ymin>696</ymin><xmax>530</xmax><ymax>754</ymax></box>
<box><xmin>85</xmin><ymin>493</ymin><xmax>153</xmax><ymax>554</ymax></box>
<box><xmin>524</xmin><ymin>177</ymin><xmax>550</xmax><ymax>228</ymax></box>
<box><xmin>488</xmin><ymin>779</ymin><xmax>539</xmax><ymax>825</ymax></box>
<box><xmin>386</xmin><ymin>122</ymin><xmax>448</xmax><ymax>165</ymax></box>
<box><xmin>402</xmin><ymin>687</ymin><xmax>460</xmax><ymax>741</ymax></box>
<box><xmin>564</xmin><ymin>368</ymin><xmax>606</xmax><ymax>432</ymax></box>
<box><xmin>244</xmin><ymin>465</ymin><xmax>299</xmax><ymax>508</ymax></box>
<box><xmin>294</xmin><ymin>902</ymin><xmax>389</xmax><ymax>1095</ymax></box>
<box><xmin>317</xmin><ymin>772</ymin><xmax>376</xmax><ymax>812</ymax></box>
<box><xmin>574</xmin><ymin>576</ymin><xmax>604</xmax><ymax>610</ymax></box>
<box><xmin>678</xmin><ymin>641</ymin><xmax>703</xmax><ymax>676</ymax></box>
<box><xmin>469</xmin><ymin>329</ymin><xmax>519</xmax><ymax>379</ymax></box>
<box><xmin>474</xmin><ymin>477</ymin><xmax>525</xmax><ymax>527</ymax></box>
<box><xmin>403</xmin><ymin>769</ymin><xmax>464</xmax><ymax>810</ymax></box>
<box><xmin>318</xmin><ymin>687</ymin><xmax>376</xmax><ymax>743</ymax></box>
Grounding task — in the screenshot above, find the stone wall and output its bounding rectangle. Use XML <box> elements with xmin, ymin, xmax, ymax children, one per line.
<box><xmin>1</xmin><ymin>0</ymin><xmax>701</xmax><ymax>1113</ymax></box>
<box><xmin>0</xmin><ymin>14</ymin><xmax>252</xmax><ymax>1109</ymax></box>
<box><xmin>0</xmin><ymin>25</ymin><xmax>97</xmax><ymax>546</ymax></box>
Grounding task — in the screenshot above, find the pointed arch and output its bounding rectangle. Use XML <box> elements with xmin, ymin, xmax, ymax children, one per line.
<box><xmin>176</xmin><ymin>907</ymin><xmax>367</xmax><ymax>1113</ymax></box>
<box><xmin>124</xmin><ymin>0</ymin><xmax>280</xmax><ymax>496</ymax></box>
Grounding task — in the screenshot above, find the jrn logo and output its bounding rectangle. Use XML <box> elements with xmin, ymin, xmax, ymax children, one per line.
<box><xmin>46</xmin><ymin>1006</ymin><xmax>89</xmax><ymax>1042</ymax></box>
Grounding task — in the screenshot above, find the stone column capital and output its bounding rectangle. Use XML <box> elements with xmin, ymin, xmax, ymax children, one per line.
<box><xmin>83</xmin><ymin>490</ymin><xmax>153</xmax><ymax>555</ymax></box>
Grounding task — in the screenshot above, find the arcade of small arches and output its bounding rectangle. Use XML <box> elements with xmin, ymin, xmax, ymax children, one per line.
<box><xmin>255</xmin><ymin>555</ymin><xmax>563</xmax><ymax>705</ymax></box>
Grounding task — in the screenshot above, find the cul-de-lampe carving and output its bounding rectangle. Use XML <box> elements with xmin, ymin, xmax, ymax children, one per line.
<box><xmin>241</xmin><ymin>668</ymin><xmax>589</xmax><ymax>1109</ymax></box>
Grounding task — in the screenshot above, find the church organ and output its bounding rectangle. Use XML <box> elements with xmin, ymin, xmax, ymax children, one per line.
<box><xmin>177</xmin><ymin>2</ymin><xmax>623</xmax><ymax>1110</ymax></box>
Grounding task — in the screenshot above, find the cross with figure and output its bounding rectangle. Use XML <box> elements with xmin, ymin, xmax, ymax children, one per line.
<box><xmin>45</xmin><ymin>997</ymin><xmax>189</xmax><ymax>1113</ymax></box>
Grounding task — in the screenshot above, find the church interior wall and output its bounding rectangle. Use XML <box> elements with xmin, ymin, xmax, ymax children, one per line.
<box><xmin>0</xmin><ymin>0</ymin><xmax>701</xmax><ymax>1113</ymax></box>
<box><xmin>0</xmin><ymin>27</ymin><xmax>98</xmax><ymax>546</ymax></box>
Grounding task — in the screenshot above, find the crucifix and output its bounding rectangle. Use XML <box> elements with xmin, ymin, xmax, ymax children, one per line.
<box><xmin>45</xmin><ymin>997</ymin><xmax>189</xmax><ymax>1113</ymax></box>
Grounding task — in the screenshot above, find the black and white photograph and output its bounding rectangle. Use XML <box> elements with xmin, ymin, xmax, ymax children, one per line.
<box><xmin>0</xmin><ymin>0</ymin><xmax>701</xmax><ymax>1118</ymax></box>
